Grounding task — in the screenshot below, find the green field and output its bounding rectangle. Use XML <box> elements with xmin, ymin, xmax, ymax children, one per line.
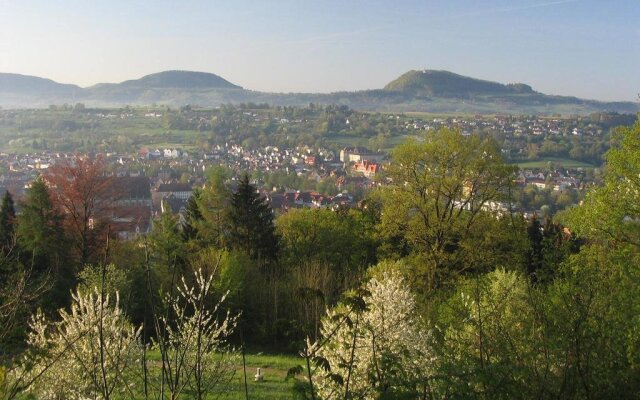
<box><xmin>138</xmin><ymin>351</ymin><xmax>302</xmax><ymax>399</ymax></box>
<box><xmin>327</xmin><ymin>134</ymin><xmax>412</xmax><ymax>151</ymax></box>
<box><xmin>218</xmin><ymin>353</ymin><xmax>302</xmax><ymax>399</ymax></box>
<box><xmin>513</xmin><ymin>157</ymin><xmax>595</xmax><ymax>169</ymax></box>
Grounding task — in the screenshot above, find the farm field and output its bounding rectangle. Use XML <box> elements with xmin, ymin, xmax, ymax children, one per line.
<box><xmin>513</xmin><ymin>157</ymin><xmax>595</xmax><ymax>169</ymax></box>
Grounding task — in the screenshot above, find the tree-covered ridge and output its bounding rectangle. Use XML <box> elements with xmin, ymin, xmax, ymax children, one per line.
<box><xmin>0</xmin><ymin>73</ymin><xmax>83</xmax><ymax>95</ymax></box>
<box><xmin>384</xmin><ymin>69</ymin><xmax>535</xmax><ymax>97</ymax></box>
<box><xmin>116</xmin><ymin>71</ymin><xmax>242</xmax><ymax>89</ymax></box>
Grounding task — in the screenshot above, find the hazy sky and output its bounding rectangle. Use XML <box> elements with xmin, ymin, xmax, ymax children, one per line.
<box><xmin>1</xmin><ymin>0</ymin><xmax>638</xmax><ymax>101</ymax></box>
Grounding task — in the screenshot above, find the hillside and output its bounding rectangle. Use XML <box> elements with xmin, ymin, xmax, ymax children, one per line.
<box><xmin>384</xmin><ymin>69</ymin><xmax>535</xmax><ymax>97</ymax></box>
<box><xmin>0</xmin><ymin>69</ymin><xmax>637</xmax><ymax>115</ymax></box>
<box><xmin>92</xmin><ymin>70</ymin><xmax>241</xmax><ymax>91</ymax></box>
<box><xmin>84</xmin><ymin>70</ymin><xmax>243</xmax><ymax>103</ymax></box>
<box><xmin>0</xmin><ymin>73</ymin><xmax>83</xmax><ymax>95</ymax></box>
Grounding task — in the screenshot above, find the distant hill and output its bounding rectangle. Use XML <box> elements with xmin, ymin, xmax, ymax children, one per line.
<box><xmin>0</xmin><ymin>73</ymin><xmax>83</xmax><ymax>96</ymax></box>
<box><xmin>384</xmin><ymin>70</ymin><xmax>535</xmax><ymax>97</ymax></box>
<box><xmin>85</xmin><ymin>71</ymin><xmax>243</xmax><ymax>103</ymax></box>
<box><xmin>96</xmin><ymin>70</ymin><xmax>242</xmax><ymax>90</ymax></box>
<box><xmin>0</xmin><ymin>69</ymin><xmax>637</xmax><ymax>115</ymax></box>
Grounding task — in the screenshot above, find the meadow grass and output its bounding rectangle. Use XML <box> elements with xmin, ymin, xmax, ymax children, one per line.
<box><xmin>513</xmin><ymin>157</ymin><xmax>595</xmax><ymax>169</ymax></box>
<box><xmin>139</xmin><ymin>351</ymin><xmax>302</xmax><ymax>399</ymax></box>
<box><xmin>217</xmin><ymin>352</ymin><xmax>302</xmax><ymax>399</ymax></box>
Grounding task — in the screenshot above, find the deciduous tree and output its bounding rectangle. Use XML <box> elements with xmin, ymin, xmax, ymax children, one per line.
<box><xmin>44</xmin><ymin>156</ymin><xmax>115</xmax><ymax>266</ymax></box>
<box><xmin>379</xmin><ymin>128</ymin><xmax>517</xmax><ymax>290</ymax></box>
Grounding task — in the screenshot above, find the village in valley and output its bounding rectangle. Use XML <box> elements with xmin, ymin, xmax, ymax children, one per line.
<box><xmin>0</xmin><ymin>105</ymin><xmax>626</xmax><ymax>241</ymax></box>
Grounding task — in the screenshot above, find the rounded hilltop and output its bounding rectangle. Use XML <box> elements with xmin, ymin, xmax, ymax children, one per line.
<box><xmin>383</xmin><ymin>69</ymin><xmax>534</xmax><ymax>97</ymax></box>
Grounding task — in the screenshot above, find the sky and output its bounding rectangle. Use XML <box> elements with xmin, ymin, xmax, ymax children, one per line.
<box><xmin>0</xmin><ymin>0</ymin><xmax>638</xmax><ymax>101</ymax></box>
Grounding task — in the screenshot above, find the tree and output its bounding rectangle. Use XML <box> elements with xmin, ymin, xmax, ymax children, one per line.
<box><xmin>44</xmin><ymin>156</ymin><xmax>116</xmax><ymax>266</ymax></box>
<box><xmin>153</xmin><ymin>267</ymin><xmax>239</xmax><ymax>400</ymax></box>
<box><xmin>308</xmin><ymin>269</ymin><xmax>434</xmax><ymax>400</ymax></box>
<box><xmin>16</xmin><ymin>179</ymin><xmax>70</xmax><ymax>305</ymax></box>
<box><xmin>276</xmin><ymin>208</ymin><xmax>374</xmax><ymax>276</ymax></box>
<box><xmin>181</xmin><ymin>189</ymin><xmax>202</xmax><ymax>242</ymax></box>
<box><xmin>228</xmin><ymin>174</ymin><xmax>278</xmax><ymax>262</ymax></box>
<box><xmin>438</xmin><ymin>256</ymin><xmax>640</xmax><ymax>399</ymax></box>
<box><xmin>16</xmin><ymin>288</ymin><xmax>140</xmax><ymax>400</ymax></box>
<box><xmin>149</xmin><ymin>207</ymin><xmax>187</xmax><ymax>277</ymax></box>
<box><xmin>378</xmin><ymin>128</ymin><xmax>517</xmax><ymax>290</ymax></box>
<box><xmin>564</xmin><ymin>119</ymin><xmax>640</xmax><ymax>248</ymax></box>
<box><xmin>0</xmin><ymin>191</ymin><xmax>16</xmax><ymax>251</ymax></box>
<box><xmin>193</xmin><ymin>167</ymin><xmax>232</xmax><ymax>248</ymax></box>
<box><xmin>0</xmin><ymin>191</ymin><xmax>17</xmax><ymax>306</ymax></box>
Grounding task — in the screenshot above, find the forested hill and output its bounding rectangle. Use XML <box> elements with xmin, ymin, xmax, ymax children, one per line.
<box><xmin>0</xmin><ymin>73</ymin><xmax>83</xmax><ymax>95</ymax></box>
<box><xmin>1</xmin><ymin>69</ymin><xmax>637</xmax><ymax>115</ymax></box>
<box><xmin>118</xmin><ymin>70</ymin><xmax>242</xmax><ymax>89</ymax></box>
<box><xmin>383</xmin><ymin>69</ymin><xmax>536</xmax><ymax>97</ymax></box>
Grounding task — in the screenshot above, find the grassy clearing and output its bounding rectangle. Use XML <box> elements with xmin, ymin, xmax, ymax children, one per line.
<box><xmin>139</xmin><ymin>351</ymin><xmax>301</xmax><ymax>399</ymax></box>
<box><xmin>513</xmin><ymin>157</ymin><xmax>595</xmax><ymax>169</ymax></box>
<box><xmin>218</xmin><ymin>353</ymin><xmax>302</xmax><ymax>399</ymax></box>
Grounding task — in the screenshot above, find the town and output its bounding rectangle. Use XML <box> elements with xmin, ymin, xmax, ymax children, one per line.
<box><xmin>0</xmin><ymin>106</ymin><xmax>632</xmax><ymax>241</ymax></box>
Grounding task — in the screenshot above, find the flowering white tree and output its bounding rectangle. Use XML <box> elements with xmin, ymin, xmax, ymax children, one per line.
<box><xmin>307</xmin><ymin>271</ymin><xmax>435</xmax><ymax>400</ymax></box>
<box><xmin>154</xmin><ymin>267</ymin><xmax>239</xmax><ymax>400</ymax></box>
<box><xmin>17</xmin><ymin>288</ymin><xmax>140</xmax><ymax>400</ymax></box>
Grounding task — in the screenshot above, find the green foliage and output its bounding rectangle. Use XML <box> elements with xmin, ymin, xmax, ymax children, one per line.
<box><xmin>524</xmin><ymin>215</ymin><xmax>579</xmax><ymax>283</ymax></box>
<box><xmin>188</xmin><ymin>247</ymin><xmax>252</xmax><ymax>311</ymax></box>
<box><xmin>2</xmin><ymin>113</ymin><xmax>640</xmax><ymax>399</ymax></box>
<box><xmin>436</xmin><ymin>269</ymin><xmax>547</xmax><ymax>398</ymax></box>
<box><xmin>378</xmin><ymin>128</ymin><xmax>518</xmax><ymax>290</ymax></box>
<box><xmin>229</xmin><ymin>174</ymin><xmax>278</xmax><ymax>262</ymax></box>
<box><xmin>276</xmin><ymin>208</ymin><xmax>375</xmax><ymax>276</ymax></box>
<box><xmin>0</xmin><ymin>192</ymin><xmax>15</xmax><ymax>250</ymax></box>
<box><xmin>309</xmin><ymin>270</ymin><xmax>434</xmax><ymax>400</ymax></box>
<box><xmin>149</xmin><ymin>208</ymin><xmax>187</xmax><ymax>274</ymax></box>
<box><xmin>77</xmin><ymin>263</ymin><xmax>131</xmax><ymax>298</ymax></box>
<box><xmin>564</xmin><ymin>119</ymin><xmax>640</xmax><ymax>247</ymax></box>
<box><xmin>16</xmin><ymin>179</ymin><xmax>66</xmax><ymax>269</ymax></box>
<box><xmin>194</xmin><ymin>166</ymin><xmax>232</xmax><ymax>248</ymax></box>
<box><xmin>182</xmin><ymin>188</ymin><xmax>203</xmax><ymax>242</ymax></box>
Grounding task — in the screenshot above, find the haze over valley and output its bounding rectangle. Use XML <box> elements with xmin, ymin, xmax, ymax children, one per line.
<box><xmin>1</xmin><ymin>69</ymin><xmax>637</xmax><ymax>114</ymax></box>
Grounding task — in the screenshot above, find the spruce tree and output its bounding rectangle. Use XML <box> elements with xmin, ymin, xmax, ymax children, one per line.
<box><xmin>150</xmin><ymin>205</ymin><xmax>187</xmax><ymax>273</ymax></box>
<box><xmin>228</xmin><ymin>174</ymin><xmax>278</xmax><ymax>262</ymax></box>
<box><xmin>182</xmin><ymin>189</ymin><xmax>203</xmax><ymax>241</ymax></box>
<box><xmin>0</xmin><ymin>191</ymin><xmax>16</xmax><ymax>309</ymax></box>
<box><xmin>17</xmin><ymin>178</ymin><xmax>71</xmax><ymax>309</ymax></box>
<box><xmin>18</xmin><ymin>179</ymin><xmax>65</xmax><ymax>263</ymax></box>
<box><xmin>0</xmin><ymin>190</ymin><xmax>16</xmax><ymax>250</ymax></box>
<box><xmin>198</xmin><ymin>167</ymin><xmax>232</xmax><ymax>248</ymax></box>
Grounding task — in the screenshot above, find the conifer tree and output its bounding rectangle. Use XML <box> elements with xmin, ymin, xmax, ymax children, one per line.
<box><xmin>17</xmin><ymin>178</ymin><xmax>71</xmax><ymax>309</ymax></box>
<box><xmin>0</xmin><ymin>190</ymin><xmax>16</xmax><ymax>250</ymax></box>
<box><xmin>18</xmin><ymin>179</ymin><xmax>66</xmax><ymax>269</ymax></box>
<box><xmin>182</xmin><ymin>189</ymin><xmax>203</xmax><ymax>242</ymax></box>
<box><xmin>197</xmin><ymin>167</ymin><xmax>232</xmax><ymax>248</ymax></box>
<box><xmin>228</xmin><ymin>174</ymin><xmax>278</xmax><ymax>262</ymax></box>
<box><xmin>150</xmin><ymin>205</ymin><xmax>187</xmax><ymax>273</ymax></box>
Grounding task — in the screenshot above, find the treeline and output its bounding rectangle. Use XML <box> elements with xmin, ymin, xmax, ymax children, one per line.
<box><xmin>1</xmin><ymin>121</ymin><xmax>640</xmax><ymax>398</ymax></box>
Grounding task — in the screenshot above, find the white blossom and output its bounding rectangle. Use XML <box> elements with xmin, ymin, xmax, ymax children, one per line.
<box><xmin>21</xmin><ymin>288</ymin><xmax>141</xmax><ymax>400</ymax></box>
<box><xmin>311</xmin><ymin>271</ymin><xmax>435</xmax><ymax>399</ymax></box>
